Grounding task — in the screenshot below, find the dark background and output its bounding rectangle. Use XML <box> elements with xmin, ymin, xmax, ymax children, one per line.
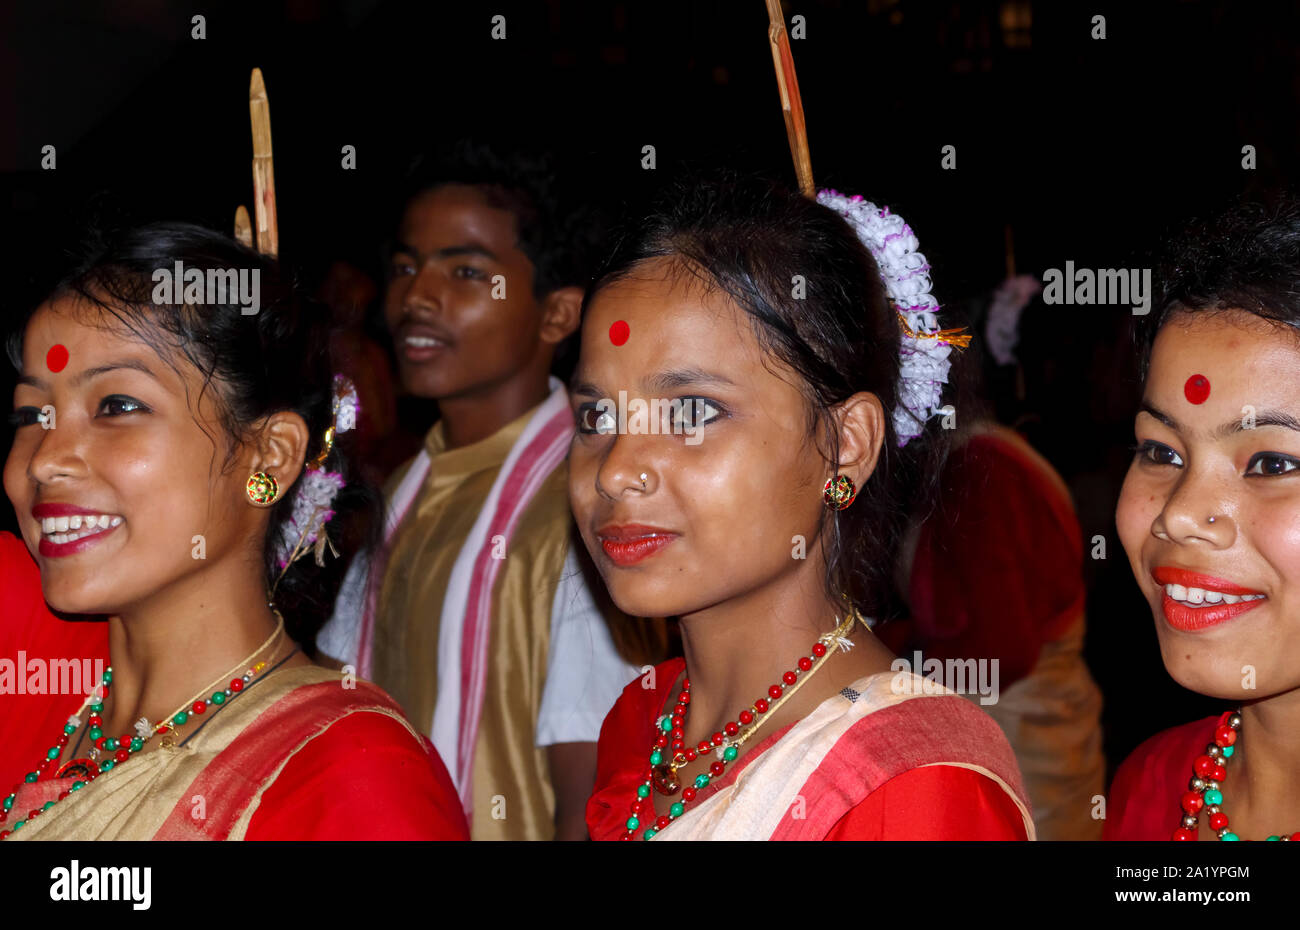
<box><xmin>1</xmin><ymin>0</ymin><xmax>1296</xmax><ymax>777</ymax></box>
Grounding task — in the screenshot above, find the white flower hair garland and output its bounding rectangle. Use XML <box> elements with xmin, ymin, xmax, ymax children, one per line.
<box><xmin>816</xmin><ymin>190</ymin><xmax>971</xmax><ymax>447</ymax></box>
<box><xmin>273</xmin><ymin>373</ymin><xmax>360</xmax><ymax>571</ymax></box>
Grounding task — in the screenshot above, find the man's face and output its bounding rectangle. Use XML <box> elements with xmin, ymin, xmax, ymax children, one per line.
<box><xmin>384</xmin><ymin>184</ymin><xmax>547</xmax><ymax>402</ymax></box>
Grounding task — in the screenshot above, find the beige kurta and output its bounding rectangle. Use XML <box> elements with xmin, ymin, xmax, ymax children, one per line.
<box><xmin>370</xmin><ymin>404</ymin><xmax>572</xmax><ymax>840</ymax></box>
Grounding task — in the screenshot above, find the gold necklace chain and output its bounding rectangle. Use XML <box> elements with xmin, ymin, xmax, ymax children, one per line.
<box><xmin>730</xmin><ymin>610</ymin><xmax>859</xmax><ymax>751</ymax></box>
<box><xmin>83</xmin><ymin>609</ymin><xmax>287</xmax><ymax>745</ymax></box>
<box><xmin>156</xmin><ymin>610</ymin><xmax>286</xmax><ymax>731</ymax></box>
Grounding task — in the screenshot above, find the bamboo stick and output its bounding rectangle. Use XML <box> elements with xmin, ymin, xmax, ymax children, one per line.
<box><xmin>234</xmin><ymin>205</ymin><xmax>253</xmax><ymax>248</ymax></box>
<box><xmin>765</xmin><ymin>0</ymin><xmax>814</xmax><ymax>197</ymax></box>
<box><xmin>249</xmin><ymin>68</ymin><xmax>279</xmax><ymax>257</ymax></box>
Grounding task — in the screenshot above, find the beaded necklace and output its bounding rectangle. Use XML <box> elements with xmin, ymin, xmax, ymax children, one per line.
<box><xmin>0</xmin><ymin>612</ymin><xmax>286</xmax><ymax>839</ymax></box>
<box><xmin>624</xmin><ymin>610</ymin><xmax>859</xmax><ymax>841</ymax></box>
<box><xmin>1173</xmin><ymin>709</ymin><xmax>1299</xmax><ymax>841</ymax></box>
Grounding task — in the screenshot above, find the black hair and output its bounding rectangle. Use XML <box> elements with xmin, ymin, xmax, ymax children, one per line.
<box><xmin>394</xmin><ymin>140</ymin><xmax>606</xmax><ymax>380</ymax></box>
<box><xmin>582</xmin><ymin>172</ymin><xmax>951</xmax><ymax>624</ymax></box>
<box><xmin>4</xmin><ymin>222</ymin><xmax>381</xmax><ymax>654</ymax></box>
<box><xmin>1135</xmin><ymin>194</ymin><xmax>1300</xmax><ymax>376</ymax></box>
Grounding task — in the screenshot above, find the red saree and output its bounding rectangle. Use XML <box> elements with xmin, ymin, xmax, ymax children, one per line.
<box><xmin>0</xmin><ymin>531</ymin><xmax>109</xmax><ymax>787</ymax></box>
<box><xmin>0</xmin><ymin>531</ymin><xmax>466</xmax><ymax>840</ymax></box>
<box><xmin>1104</xmin><ymin>715</ymin><xmax>1218</xmax><ymax>841</ymax></box>
<box><xmin>587</xmin><ymin>658</ymin><xmax>1032</xmax><ymax>841</ymax></box>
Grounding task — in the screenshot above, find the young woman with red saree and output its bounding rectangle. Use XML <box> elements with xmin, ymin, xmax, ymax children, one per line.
<box><xmin>569</xmin><ymin>176</ymin><xmax>1033</xmax><ymax>841</ymax></box>
<box><xmin>1109</xmin><ymin>198</ymin><xmax>1300</xmax><ymax>842</ymax></box>
<box><xmin>1</xmin><ymin>223</ymin><xmax>466</xmax><ymax>840</ymax></box>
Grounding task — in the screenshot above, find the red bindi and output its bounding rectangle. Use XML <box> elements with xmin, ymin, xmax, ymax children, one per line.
<box><xmin>1184</xmin><ymin>373</ymin><xmax>1210</xmax><ymax>404</ymax></box>
<box><xmin>609</xmin><ymin>320</ymin><xmax>630</xmax><ymax>346</ymax></box>
<box><xmin>45</xmin><ymin>344</ymin><xmax>69</xmax><ymax>373</ymax></box>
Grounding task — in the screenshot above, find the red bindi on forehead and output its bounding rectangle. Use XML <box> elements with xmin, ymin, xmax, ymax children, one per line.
<box><xmin>1184</xmin><ymin>373</ymin><xmax>1210</xmax><ymax>405</ymax></box>
<box><xmin>46</xmin><ymin>344</ymin><xmax>69</xmax><ymax>373</ymax></box>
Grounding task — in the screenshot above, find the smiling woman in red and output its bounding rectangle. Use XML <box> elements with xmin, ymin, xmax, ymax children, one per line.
<box><xmin>1</xmin><ymin>223</ymin><xmax>465</xmax><ymax>840</ymax></box>
<box><xmin>568</xmin><ymin>175</ymin><xmax>1033</xmax><ymax>841</ymax></box>
<box><xmin>1108</xmin><ymin>198</ymin><xmax>1300</xmax><ymax>842</ymax></box>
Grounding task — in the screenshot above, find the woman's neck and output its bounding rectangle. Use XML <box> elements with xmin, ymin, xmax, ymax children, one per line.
<box><xmin>98</xmin><ymin>560</ymin><xmax>286</xmax><ymax>737</ymax></box>
<box><xmin>674</xmin><ymin>564</ymin><xmax>893</xmax><ymax>748</ymax></box>
<box><xmin>1230</xmin><ymin>692</ymin><xmax>1300</xmax><ymax>835</ymax></box>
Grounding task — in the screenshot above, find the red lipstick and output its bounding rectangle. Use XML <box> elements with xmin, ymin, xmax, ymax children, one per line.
<box><xmin>596</xmin><ymin>524</ymin><xmax>679</xmax><ymax>566</ymax></box>
<box><xmin>1152</xmin><ymin>567</ymin><xmax>1264</xmax><ymax>597</ymax></box>
<box><xmin>1151</xmin><ymin>566</ymin><xmax>1267</xmax><ymax>632</ymax></box>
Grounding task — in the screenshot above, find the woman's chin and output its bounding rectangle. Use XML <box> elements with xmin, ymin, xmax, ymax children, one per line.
<box><xmin>40</xmin><ymin>584</ymin><xmax>117</xmax><ymax>619</ymax></box>
<box><xmin>1156</xmin><ymin>645</ymin><xmax>1269</xmax><ymax>702</ymax></box>
<box><xmin>604</xmin><ymin>581</ymin><xmax>698</xmax><ymax>624</ymax></box>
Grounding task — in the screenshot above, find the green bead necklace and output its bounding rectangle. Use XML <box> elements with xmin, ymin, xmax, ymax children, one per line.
<box><xmin>0</xmin><ymin>612</ymin><xmax>284</xmax><ymax>839</ymax></box>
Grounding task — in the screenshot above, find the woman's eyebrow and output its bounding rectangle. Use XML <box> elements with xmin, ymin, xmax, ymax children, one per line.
<box><xmin>18</xmin><ymin>358</ymin><xmax>162</xmax><ymax>390</ymax></box>
<box><xmin>570</xmin><ymin>368</ymin><xmax>737</xmax><ymax>400</ymax></box>
<box><xmin>1139</xmin><ymin>400</ymin><xmax>1300</xmax><ymax>436</ymax></box>
<box><xmin>645</xmin><ymin>367</ymin><xmax>737</xmax><ymax>392</ymax></box>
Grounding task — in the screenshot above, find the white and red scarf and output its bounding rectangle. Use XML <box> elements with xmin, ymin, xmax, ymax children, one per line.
<box><xmin>327</xmin><ymin>376</ymin><xmax>573</xmax><ymax>819</ymax></box>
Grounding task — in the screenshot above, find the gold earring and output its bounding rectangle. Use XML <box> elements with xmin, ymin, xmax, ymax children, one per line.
<box><xmin>823</xmin><ymin>474</ymin><xmax>858</xmax><ymax>510</ymax></box>
<box><xmin>246</xmin><ymin>471</ymin><xmax>279</xmax><ymax>505</ymax></box>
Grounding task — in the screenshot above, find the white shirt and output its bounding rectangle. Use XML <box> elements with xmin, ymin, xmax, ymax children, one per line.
<box><xmin>536</xmin><ymin>542</ymin><xmax>643</xmax><ymax>746</ymax></box>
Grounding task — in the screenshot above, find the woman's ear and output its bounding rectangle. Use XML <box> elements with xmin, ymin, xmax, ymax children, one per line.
<box><xmin>247</xmin><ymin>410</ymin><xmax>311</xmax><ymax>494</ymax></box>
<box><xmin>834</xmin><ymin>391</ymin><xmax>886</xmax><ymax>485</ymax></box>
<box><xmin>540</xmin><ymin>286</ymin><xmax>584</xmax><ymax>345</ymax></box>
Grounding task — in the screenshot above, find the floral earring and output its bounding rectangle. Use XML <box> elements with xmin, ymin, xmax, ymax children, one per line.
<box><xmin>246</xmin><ymin>471</ymin><xmax>279</xmax><ymax>505</ymax></box>
<box><xmin>822</xmin><ymin>474</ymin><xmax>857</xmax><ymax>510</ymax></box>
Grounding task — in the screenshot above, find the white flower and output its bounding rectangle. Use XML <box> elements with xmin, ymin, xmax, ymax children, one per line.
<box><xmin>275</xmin><ymin>468</ymin><xmax>346</xmax><ymax>568</ymax></box>
<box><xmin>332</xmin><ymin>373</ymin><xmax>359</xmax><ymax>435</ymax></box>
<box><xmin>135</xmin><ymin>717</ymin><xmax>153</xmax><ymax>739</ymax></box>
<box><xmin>817</xmin><ymin>189</ymin><xmax>958</xmax><ymax>447</ymax></box>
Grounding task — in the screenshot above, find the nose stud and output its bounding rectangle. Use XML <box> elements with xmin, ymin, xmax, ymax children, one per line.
<box><xmin>640</xmin><ymin>472</ymin><xmax>647</xmax><ymax>490</ymax></box>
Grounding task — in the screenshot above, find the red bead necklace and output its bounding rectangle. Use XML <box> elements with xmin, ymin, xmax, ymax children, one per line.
<box><xmin>623</xmin><ymin>611</ymin><xmax>859</xmax><ymax>841</ymax></box>
<box><xmin>1172</xmin><ymin>710</ymin><xmax>1299</xmax><ymax>842</ymax></box>
<box><xmin>0</xmin><ymin>613</ymin><xmax>286</xmax><ymax>840</ymax></box>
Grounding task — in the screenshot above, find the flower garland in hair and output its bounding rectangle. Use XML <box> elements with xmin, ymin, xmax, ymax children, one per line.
<box><xmin>273</xmin><ymin>374</ymin><xmax>360</xmax><ymax>573</ymax></box>
<box><xmin>816</xmin><ymin>190</ymin><xmax>971</xmax><ymax>447</ymax></box>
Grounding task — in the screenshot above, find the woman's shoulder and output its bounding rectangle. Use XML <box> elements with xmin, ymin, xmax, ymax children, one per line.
<box><xmin>835</xmin><ymin>676</ymin><xmax>1025</xmax><ymax>779</ymax></box>
<box><xmin>1116</xmin><ymin>714</ymin><xmax>1219</xmax><ymax>774</ymax></box>
<box><xmin>251</xmin><ymin>665</ymin><xmax>430</xmax><ymax>747</ymax></box>
<box><xmin>825</xmin><ymin>763</ymin><xmax>1030</xmax><ymax>840</ymax></box>
<box><xmin>242</xmin><ymin>668</ymin><xmax>468</xmax><ymax>839</ymax></box>
<box><xmin>1105</xmin><ymin>714</ymin><xmax>1218</xmax><ymax>840</ymax></box>
<box><xmin>767</xmin><ymin>678</ymin><xmax>1034</xmax><ymax>839</ymax></box>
